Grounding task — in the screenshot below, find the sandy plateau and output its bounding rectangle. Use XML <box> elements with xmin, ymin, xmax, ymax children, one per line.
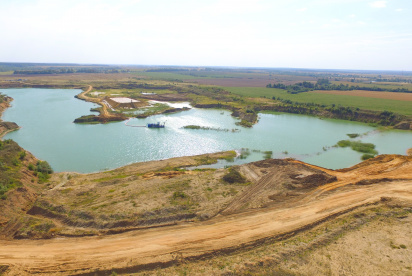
<box><xmin>0</xmin><ymin>153</ymin><xmax>411</xmax><ymax>275</ymax></box>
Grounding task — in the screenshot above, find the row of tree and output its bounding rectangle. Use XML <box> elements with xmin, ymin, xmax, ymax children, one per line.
<box><xmin>14</xmin><ymin>68</ymin><xmax>124</xmax><ymax>75</ymax></box>
<box><xmin>267</xmin><ymin>79</ymin><xmax>412</xmax><ymax>93</ymax></box>
<box><xmin>266</xmin><ymin>96</ymin><xmax>400</xmax><ymax>126</ymax></box>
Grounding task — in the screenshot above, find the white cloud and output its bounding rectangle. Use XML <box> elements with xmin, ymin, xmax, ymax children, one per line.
<box><xmin>349</xmin><ymin>14</ymin><xmax>356</xmax><ymax>18</ymax></box>
<box><xmin>297</xmin><ymin>7</ymin><xmax>307</xmax><ymax>12</ymax></box>
<box><xmin>369</xmin><ymin>1</ymin><xmax>387</xmax><ymax>8</ymax></box>
<box><xmin>395</xmin><ymin>8</ymin><xmax>403</xmax><ymax>12</ymax></box>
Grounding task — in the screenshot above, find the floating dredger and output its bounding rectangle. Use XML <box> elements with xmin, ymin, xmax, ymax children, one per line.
<box><xmin>147</xmin><ymin>122</ymin><xmax>165</xmax><ymax>128</ymax></box>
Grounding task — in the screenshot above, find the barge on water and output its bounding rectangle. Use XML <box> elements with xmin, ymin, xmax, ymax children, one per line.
<box><xmin>147</xmin><ymin>122</ymin><xmax>165</xmax><ymax>128</ymax></box>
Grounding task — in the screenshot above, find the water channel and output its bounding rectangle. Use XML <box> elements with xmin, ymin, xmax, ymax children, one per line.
<box><xmin>1</xmin><ymin>88</ymin><xmax>411</xmax><ymax>173</ymax></box>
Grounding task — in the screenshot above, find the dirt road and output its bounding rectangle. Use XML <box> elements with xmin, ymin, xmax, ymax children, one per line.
<box><xmin>1</xmin><ymin>155</ymin><xmax>411</xmax><ymax>275</ymax></box>
<box><xmin>76</xmin><ymin>85</ymin><xmax>112</xmax><ymax>118</ymax></box>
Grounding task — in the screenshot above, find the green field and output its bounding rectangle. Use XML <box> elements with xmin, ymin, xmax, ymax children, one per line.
<box><xmin>225</xmin><ymin>87</ymin><xmax>412</xmax><ymax>116</ymax></box>
<box><xmin>331</xmin><ymin>81</ymin><xmax>412</xmax><ymax>90</ymax></box>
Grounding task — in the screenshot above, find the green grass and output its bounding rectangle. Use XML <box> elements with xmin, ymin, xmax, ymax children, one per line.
<box><xmin>225</xmin><ymin>87</ymin><xmax>412</xmax><ymax>116</ymax></box>
<box><xmin>332</xmin><ymin>81</ymin><xmax>412</xmax><ymax>90</ymax></box>
<box><xmin>93</xmin><ymin>174</ymin><xmax>128</xmax><ymax>182</ymax></box>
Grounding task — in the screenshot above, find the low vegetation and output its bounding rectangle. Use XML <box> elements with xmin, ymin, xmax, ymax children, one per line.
<box><xmin>0</xmin><ymin>139</ymin><xmax>52</xmax><ymax>201</ymax></box>
<box><xmin>347</xmin><ymin>133</ymin><xmax>360</xmax><ymax>138</ymax></box>
<box><xmin>226</xmin><ymin>87</ymin><xmax>412</xmax><ymax>117</ymax></box>
<box><xmin>222</xmin><ymin>166</ymin><xmax>247</xmax><ymax>184</ymax></box>
<box><xmin>0</xmin><ymin>140</ymin><xmax>24</xmax><ymax>199</ymax></box>
<box><xmin>267</xmin><ymin>78</ymin><xmax>412</xmax><ymax>94</ymax></box>
<box><xmin>33</xmin><ymin>160</ymin><xmax>53</xmax><ymax>183</ymax></box>
<box><xmin>337</xmin><ymin>140</ymin><xmax>378</xmax><ymax>157</ymax></box>
<box><xmin>361</xmin><ymin>154</ymin><xmax>375</xmax><ymax>160</ymax></box>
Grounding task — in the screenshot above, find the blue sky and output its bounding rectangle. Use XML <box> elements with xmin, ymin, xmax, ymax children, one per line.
<box><xmin>1</xmin><ymin>0</ymin><xmax>411</xmax><ymax>70</ymax></box>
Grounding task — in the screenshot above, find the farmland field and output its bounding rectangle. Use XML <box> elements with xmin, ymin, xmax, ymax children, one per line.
<box><xmin>225</xmin><ymin>87</ymin><xmax>412</xmax><ymax>116</ymax></box>
<box><xmin>0</xmin><ymin>71</ymin><xmax>14</xmax><ymax>75</ymax></box>
<box><xmin>331</xmin><ymin>81</ymin><xmax>412</xmax><ymax>90</ymax></box>
<box><xmin>313</xmin><ymin>90</ymin><xmax>412</xmax><ymax>102</ymax></box>
<box><xmin>186</xmin><ymin>77</ymin><xmax>274</xmax><ymax>87</ymax></box>
<box><xmin>132</xmin><ymin>70</ymin><xmax>272</xmax><ymax>82</ymax></box>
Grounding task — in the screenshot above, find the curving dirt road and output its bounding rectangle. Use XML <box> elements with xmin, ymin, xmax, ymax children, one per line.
<box><xmin>1</xmin><ymin>156</ymin><xmax>411</xmax><ymax>275</ymax></box>
<box><xmin>76</xmin><ymin>85</ymin><xmax>112</xmax><ymax>118</ymax></box>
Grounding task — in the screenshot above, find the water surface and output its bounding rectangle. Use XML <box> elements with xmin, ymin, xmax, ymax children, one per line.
<box><xmin>2</xmin><ymin>88</ymin><xmax>411</xmax><ymax>173</ymax></box>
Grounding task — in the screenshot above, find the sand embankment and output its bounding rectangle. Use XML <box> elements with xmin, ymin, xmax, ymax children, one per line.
<box><xmin>1</xmin><ymin>155</ymin><xmax>411</xmax><ymax>275</ymax></box>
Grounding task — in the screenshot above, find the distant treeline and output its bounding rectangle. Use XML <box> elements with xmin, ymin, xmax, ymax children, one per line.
<box><xmin>374</xmin><ymin>78</ymin><xmax>412</xmax><ymax>83</ymax></box>
<box><xmin>13</xmin><ymin>68</ymin><xmax>126</xmax><ymax>75</ymax></box>
<box><xmin>145</xmin><ymin>68</ymin><xmax>191</xmax><ymax>72</ymax></box>
<box><xmin>267</xmin><ymin>79</ymin><xmax>412</xmax><ymax>94</ymax></box>
<box><xmin>262</xmin><ymin>96</ymin><xmax>401</xmax><ymax>126</ymax></box>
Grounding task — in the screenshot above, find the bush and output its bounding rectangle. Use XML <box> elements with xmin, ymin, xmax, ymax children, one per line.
<box><xmin>36</xmin><ymin>161</ymin><xmax>53</xmax><ymax>174</ymax></box>
<box><xmin>222</xmin><ymin>167</ymin><xmax>246</xmax><ymax>184</ymax></box>
<box><xmin>337</xmin><ymin>140</ymin><xmax>378</xmax><ymax>155</ymax></box>
<box><xmin>170</xmin><ymin>191</ymin><xmax>192</xmax><ymax>206</ymax></box>
<box><xmin>19</xmin><ymin>151</ymin><xmax>26</xmax><ymax>160</ymax></box>
<box><xmin>37</xmin><ymin>172</ymin><xmax>50</xmax><ymax>183</ymax></box>
<box><xmin>346</xmin><ymin>133</ymin><xmax>360</xmax><ymax>138</ymax></box>
<box><xmin>351</xmin><ymin>141</ymin><xmax>377</xmax><ymax>154</ymax></box>
<box><xmin>337</xmin><ymin>140</ymin><xmax>351</xmax><ymax>147</ymax></box>
<box><xmin>172</xmin><ymin>191</ymin><xmax>188</xmax><ymax>200</ymax></box>
<box><xmin>263</xmin><ymin>151</ymin><xmax>273</xmax><ymax>159</ymax></box>
<box><xmin>361</xmin><ymin>154</ymin><xmax>375</xmax><ymax>160</ymax></box>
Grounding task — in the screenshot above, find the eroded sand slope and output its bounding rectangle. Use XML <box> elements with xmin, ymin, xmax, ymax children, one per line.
<box><xmin>0</xmin><ymin>155</ymin><xmax>411</xmax><ymax>275</ymax></box>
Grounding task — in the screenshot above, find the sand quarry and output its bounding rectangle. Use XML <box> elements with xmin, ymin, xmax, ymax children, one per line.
<box><xmin>0</xmin><ymin>153</ymin><xmax>411</xmax><ymax>275</ymax></box>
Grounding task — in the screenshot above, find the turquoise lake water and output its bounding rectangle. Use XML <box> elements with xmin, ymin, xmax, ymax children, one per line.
<box><xmin>1</xmin><ymin>88</ymin><xmax>411</xmax><ymax>173</ymax></box>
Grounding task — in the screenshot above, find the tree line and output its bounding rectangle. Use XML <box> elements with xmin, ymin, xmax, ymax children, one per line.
<box><xmin>14</xmin><ymin>68</ymin><xmax>125</xmax><ymax>75</ymax></box>
<box><xmin>267</xmin><ymin>79</ymin><xmax>412</xmax><ymax>93</ymax></box>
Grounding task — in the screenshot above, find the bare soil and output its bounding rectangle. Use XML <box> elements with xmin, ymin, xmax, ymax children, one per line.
<box><xmin>75</xmin><ymin>85</ymin><xmax>127</xmax><ymax>122</ymax></box>
<box><xmin>0</xmin><ymin>154</ymin><xmax>411</xmax><ymax>275</ymax></box>
<box><xmin>153</xmin><ymin>199</ymin><xmax>412</xmax><ymax>275</ymax></box>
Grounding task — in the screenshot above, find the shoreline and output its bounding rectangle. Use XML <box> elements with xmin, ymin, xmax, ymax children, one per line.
<box><xmin>0</xmin><ymin>97</ymin><xmax>20</xmax><ymax>138</ymax></box>
<box><xmin>1</xmin><ymin>87</ymin><xmax>411</xmax><ymax>175</ymax></box>
<box><xmin>2</xmin><ymin>84</ymin><xmax>411</xmax><ymax>129</ymax></box>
